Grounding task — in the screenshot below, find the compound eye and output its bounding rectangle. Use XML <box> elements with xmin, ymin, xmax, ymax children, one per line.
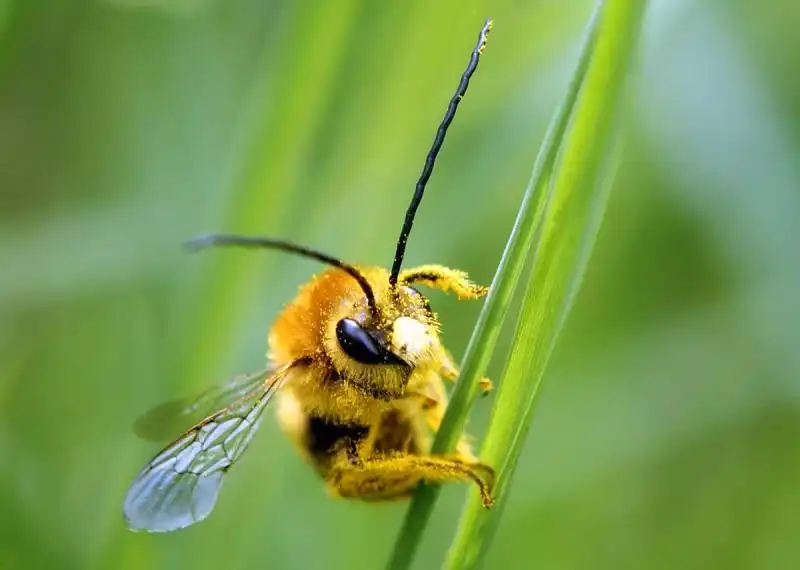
<box><xmin>335</xmin><ymin>318</ymin><xmax>384</xmax><ymax>365</ymax></box>
<box><xmin>335</xmin><ymin>318</ymin><xmax>406</xmax><ymax>366</ymax></box>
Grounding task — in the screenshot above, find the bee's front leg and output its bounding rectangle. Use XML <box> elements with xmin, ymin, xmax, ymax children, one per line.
<box><xmin>398</xmin><ymin>264</ymin><xmax>488</xmax><ymax>300</ymax></box>
<box><xmin>438</xmin><ymin>348</ymin><xmax>493</xmax><ymax>395</ymax></box>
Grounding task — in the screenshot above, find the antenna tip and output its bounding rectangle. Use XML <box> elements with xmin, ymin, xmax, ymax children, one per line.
<box><xmin>478</xmin><ymin>18</ymin><xmax>493</xmax><ymax>54</ymax></box>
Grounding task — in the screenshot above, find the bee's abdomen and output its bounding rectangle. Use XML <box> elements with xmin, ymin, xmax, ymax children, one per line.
<box><xmin>304</xmin><ymin>415</ymin><xmax>368</xmax><ymax>470</ymax></box>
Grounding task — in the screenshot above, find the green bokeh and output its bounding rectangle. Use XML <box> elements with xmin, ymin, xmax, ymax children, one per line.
<box><xmin>0</xmin><ymin>1</ymin><xmax>798</xmax><ymax>569</ymax></box>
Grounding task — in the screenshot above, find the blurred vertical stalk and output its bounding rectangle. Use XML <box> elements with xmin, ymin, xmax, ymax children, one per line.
<box><xmin>444</xmin><ymin>0</ymin><xmax>648</xmax><ymax>568</ymax></box>
<box><xmin>0</xmin><ymin>0</ymin><xmax>14</xmax><ymax>61</ymax></box>
<box><xmin>181</xmin><ymin>1</ymin><xmax>362</xmax><ymax>386</ymax></box>
<box><xmin>0</xmin><ymin>0</ymin><xmax>11</xmax><ymax>36</ymax></box>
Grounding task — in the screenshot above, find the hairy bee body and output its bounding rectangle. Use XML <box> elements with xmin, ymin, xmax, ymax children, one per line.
<box><xmin>122</xmin><ymin>262</ymin><xmax>495</xmax><ymax>534</ymax></box>
<box><xmin>270</xmin><ymin>265</ymin><xmax>491</xmax><ymax>503</ymax></box>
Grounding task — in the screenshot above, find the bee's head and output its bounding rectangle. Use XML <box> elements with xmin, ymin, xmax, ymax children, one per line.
<box><xmin>335</xmin><ymin>285</ymin><xmax>436</xmax><ymax>366</ymax></box>
<box><xmin>324</xmin><ymin>276</ymin><xmax>440</xmax><ymax>397</ymax></box>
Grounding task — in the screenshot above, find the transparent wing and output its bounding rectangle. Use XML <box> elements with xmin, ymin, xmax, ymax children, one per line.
<box><xmin>123</xmin><ymin>363</ymin><xmax>294</xmax><ymax>533</ymax></box>
<box><xmin>132</xmin><ymin>368</ymin><xmax>276</xmax><ymax>442</ymax></box>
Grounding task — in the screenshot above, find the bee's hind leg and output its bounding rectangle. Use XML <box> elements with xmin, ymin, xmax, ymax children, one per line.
<box><xmin>326</xmin><ymin>452</ymin><xmax>496</xmax><ymax>508</ymax></box>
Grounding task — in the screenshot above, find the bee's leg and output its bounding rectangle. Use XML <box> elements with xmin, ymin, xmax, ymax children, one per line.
<box><xmin>438</xmin><ymin>347</ymin><xmax>493</xmax><ymax>395</ymax></box>
<box><xmin>404</xmin><ymin>372</ymin><xmax>486</xmax><ymax>461</ymax></box>
<box><xmin>400</xmin><ymin>265</ymin><xmax>492</xmax><ymax>392</ymax></box>
<box><xmin>327</xmin><ymin>452</ymin><xmax>496</xmax><ymax>507</ymax></box>
<box><xmin>399</xmin><ymin>265</ymin><xmax>488</xmax><ymax>300</ymax></box>
<box><xmin>415</xmin><ymin>387</ymin><xmax>480</xmax><ymax>462</ymax></box>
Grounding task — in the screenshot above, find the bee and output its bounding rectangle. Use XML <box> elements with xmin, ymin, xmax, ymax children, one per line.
<box><xmin>123</xmin><ymin>19</ymin><xmax>495</xmax><ymax>533</ymax></box>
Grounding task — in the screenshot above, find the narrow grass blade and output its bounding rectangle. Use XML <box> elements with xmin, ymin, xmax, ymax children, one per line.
<box><xmin>385</xmin><ymin>7</ymin><xmax>604</xmax><ymax>570</ymax></box>
<box><xmin>443</xmin><ymin>1</ymin><xmax>649</xmax><ymax>568</ymax></box>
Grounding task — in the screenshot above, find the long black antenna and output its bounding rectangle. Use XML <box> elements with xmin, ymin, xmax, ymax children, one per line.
<box><xmin>186</xmin><ymin>233</ymin><xmax>378</xmax><ymax>318</ymax></box>
<box><xmin>388</xmin><ymin>18</ymin><xmax>493</xmax><ymax>287</ymax></box>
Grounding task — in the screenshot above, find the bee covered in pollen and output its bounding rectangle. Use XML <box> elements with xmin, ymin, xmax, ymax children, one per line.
<box><xmin>123</xmin><ymin>19</ymin><xmax>495</xmax><ymax>533</ymax></box>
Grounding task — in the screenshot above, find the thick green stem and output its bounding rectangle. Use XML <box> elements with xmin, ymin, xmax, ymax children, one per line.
<box><xmin>444</xmin><ymin>1</ymin><xmax>648</xmax><ymax>568</ymax></box>
<box><xmin>385</xmin><ymin>6</ymin><xmax>604</xmax><ymax>570</ymax></box>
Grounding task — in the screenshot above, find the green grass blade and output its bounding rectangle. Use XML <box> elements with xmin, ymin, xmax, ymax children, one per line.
<box><xmin>443</xmin><ymin>1</ymin><xmax>649</xmax><ymax>568</ymax></box>
<box><xmin>385</xmin><ymin>6</ymin><xmax>604</xmax><ymax>570</ymax></box>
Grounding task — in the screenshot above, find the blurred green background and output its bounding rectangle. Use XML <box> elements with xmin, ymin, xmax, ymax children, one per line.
<box><xmin>1</xmin><ymin>0</ymin><xmax>798</xmax><ymax>569</ymax></box>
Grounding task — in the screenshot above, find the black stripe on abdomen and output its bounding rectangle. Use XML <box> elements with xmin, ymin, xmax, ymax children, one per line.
<box><xmin>305</xmin><ymin>415</ymin><xmax>368</xmax><ymax>461</ymax></box>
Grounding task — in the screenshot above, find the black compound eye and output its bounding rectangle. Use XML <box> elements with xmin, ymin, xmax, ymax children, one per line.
<box><xmin>335</xmin><ymin>318</ymin><xmax>383</xmax><ymax>364</ymax></box>
<box><xmin>335</xmin><ymin>318</ymin><xmax>404</xmax><ymax>366</ymax></box>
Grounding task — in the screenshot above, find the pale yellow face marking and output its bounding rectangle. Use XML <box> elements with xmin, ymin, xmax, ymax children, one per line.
<box><xmin>391</xmin><ymin>316</ymin><xmax>432</xmax><ymax>362</ymax></box>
